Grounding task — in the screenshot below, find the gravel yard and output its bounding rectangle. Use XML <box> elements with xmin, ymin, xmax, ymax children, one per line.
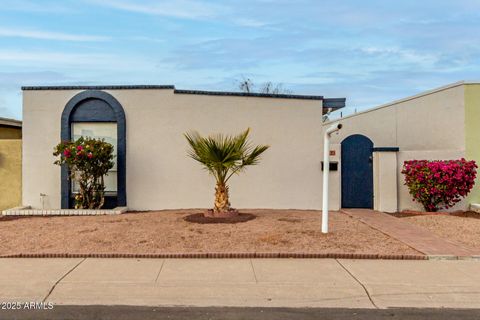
<box><xmin>391</xmin><ymin>212</ymin><xmax>480</xmax><ymax>250</ymax></box>
<box><xmin>0</xmin><ymin>209</ymin><xmax>420</xmax><ymax>256</ymax></box>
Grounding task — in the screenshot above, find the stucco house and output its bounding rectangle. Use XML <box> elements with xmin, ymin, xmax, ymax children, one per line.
<box><xmin>21</xmin><ymin>85</ymin><xmax>344</xmax><ymax>211</ymax></box>
<box><xmin>0</xmin><ymin>117</ymin><xmax>22</xmax><ymax>210</ymax></box>
<box><xmin>0</xmin><ymin>117</ymin><xmax>22</xmax><ymax>139</ymax></box>
<box><xmin>18</xmin><ymin>81</ymin><xmax>480</xmax><ymax>213</ymax></box>
<box><xmin>324</xmin><ymin>81</ymin><xmax>480</xmax><ymax>212</ymax></box>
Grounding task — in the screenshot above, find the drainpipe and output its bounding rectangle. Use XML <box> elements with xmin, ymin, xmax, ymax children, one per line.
<box><xmin>322</xmin><ymin>123</ymin><xmax>342</xmax><ymax>233</ymax></box>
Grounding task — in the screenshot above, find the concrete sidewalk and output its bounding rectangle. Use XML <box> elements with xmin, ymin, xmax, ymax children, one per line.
<box><xmin>0</xmin><ymin>258</ymin><xmax>479</xmax><ymax>309</ymax></box>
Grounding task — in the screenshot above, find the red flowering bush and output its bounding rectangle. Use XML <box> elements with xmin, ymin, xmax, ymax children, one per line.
<box><xmin>53</xmin><ymin>137</ymin><xmax>114</xmax><ymax>209</ymax></box>
<box><xmin>402</xmin><ymin>158</ymin><xmax>477</xmax><ymax>211</ymax></box>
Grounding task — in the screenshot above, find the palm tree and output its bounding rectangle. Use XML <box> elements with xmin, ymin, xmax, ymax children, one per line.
<box><xmin>185</xmin><ymin>128</ymin><xmax>269</xmax><ymax>217</ymax></box>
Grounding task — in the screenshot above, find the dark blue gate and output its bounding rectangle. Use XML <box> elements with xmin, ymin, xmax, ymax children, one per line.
<box><xmin>341</xmin><ymin>134</ymin><xmax>373</xmax><ymax>208</ymax></box>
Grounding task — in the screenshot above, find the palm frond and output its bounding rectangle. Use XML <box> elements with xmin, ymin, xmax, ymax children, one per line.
<box><xmin>185</xmin><ymin>128</ymin><xmax>269</xmax><ymax>184</ymax></box>
<box><xmin>243</xmin><ymin>144</ymin><xmax>270</xmax><ymax>166</ymax></box>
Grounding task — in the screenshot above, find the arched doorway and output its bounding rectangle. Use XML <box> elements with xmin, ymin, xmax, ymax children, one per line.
<box><xmin>341</xmin><ymin>134</ymin><xmax>373</xmax><ymax>208</ymax></box>
<box><xmin>60</xmin><ymin>90</ymin><xmax>126</xmax><ymax>209</ymax></box>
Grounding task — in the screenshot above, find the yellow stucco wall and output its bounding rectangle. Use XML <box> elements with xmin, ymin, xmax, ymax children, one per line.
<box><xmin>465</xmin><ymin>84</ymin><xmax>480</xmax><ymax>204</ymax></box>
<box><xmin>0</xmin><ymin>139</ymin><xmax>22</xmax><ymax>210</ymax></box>
<box><xmin>0</xmin><ymin>126</ymin><xmax>22</xmax><ymax>139</ymax></box>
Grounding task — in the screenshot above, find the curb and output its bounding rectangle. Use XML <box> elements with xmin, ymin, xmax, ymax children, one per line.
<box><xmin>0</xmin><ymin>252</ymin><xmax>427</xmax><ymax>260</ymax></box>
<box><xmin>433</xmin><ymin>255</ymin><xmax>480</xmax><ymax>261</ymax></box>
<box><xmin>427</xmin><ymin>255</ymin><xmax>459</xmax><ymax>260</ymax></box>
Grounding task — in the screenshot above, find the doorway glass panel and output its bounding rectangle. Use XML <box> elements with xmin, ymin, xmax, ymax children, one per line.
<box><xmin>71</xmin><ymin>122</ymin><xmax>118</xmax><ymax>193</ymax></box>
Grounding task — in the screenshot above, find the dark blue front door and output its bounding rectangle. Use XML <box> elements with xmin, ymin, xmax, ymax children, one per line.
<box><xmin>341</xmin><ymin>134</ymin><xmax>373</xmax><ymax>208</ymax></box>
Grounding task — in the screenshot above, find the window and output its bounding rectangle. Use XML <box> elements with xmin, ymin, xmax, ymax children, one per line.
<box><xmin>71</xmin><ymin>122</ymin><xmax>118</xmax><ymax>193</ymax></box>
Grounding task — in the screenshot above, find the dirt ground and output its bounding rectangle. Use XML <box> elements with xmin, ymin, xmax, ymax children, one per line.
<box><xmin>0</xmin><ymin>209</ymin><xmax>420</xmax><ymax>256</ymax></box>
<box><xmin>392</xmin><ymin>212</ymin><xmax>480</xmax><ymax>250</ymax></box>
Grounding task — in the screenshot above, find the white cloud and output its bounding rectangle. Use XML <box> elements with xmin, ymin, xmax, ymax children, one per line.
<box><xmin>88</xmin><ymin>0</ymin><xmax>228</xmax><ymax>20</ymax></box>
<box><xmin>360</xmin><ymin>46</ymin><xmax>440</xmax><ymax>67</ymax></box>
<box><xmin>233</xmin><ymin>18</ymin><xmax>268</xmax><ymax>28</ymax></box>
<box><xmin>0</xmin><ymin>50</ymin><xmax>157</xmax><ymax>75</ymax></box>
<box><xmin>127</xmin><ymin>35</ymin><xmax>165</xmax><ymax>43</ymax></box>
<box><xmin>0</xmin><ymin>71</ymin><xmax>69</xmax><ymax>86</ymax></box>
<box><xmin>0</xmin><ymin>27</ymin><xmax>109</xmax><ymax>42</ymax></box>
<box><xmin>0</xmin><ymin>50</ymin><xmax>111</xmax><ymax>64</ymax></box>
<box><xmin>0</xmin><ymin>0</ymin><xmax>72</xmax><ymax>13</ymax></box>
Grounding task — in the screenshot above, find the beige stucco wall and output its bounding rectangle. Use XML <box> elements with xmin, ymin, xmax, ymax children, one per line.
<box><xmin>373</xmin><ymin>152</ymin><xmax>397</xmax><ymax>213</ymax></box>
<box><xmin>323</xmin><ymin>83</ymin><xmax>467</xmax><ymax>211</ymax></box>
<box><xmin>23</xmin><ymin>89</ymin><xmax>324</xmax><ymax>210</ymax></box>
<box><xmin>0</xmin><ymin>139</ymin><xmax>22</xmax><ymax>210</ymax></box>
<box><xmin>326</xmin><ymin>143</ymin><xmax>341</xmax><ymax>210</ymax></box>
<box><xmin>23</xmin><ymin>82</ymin><xmax>474</xmax><ymax>212</ymax></box>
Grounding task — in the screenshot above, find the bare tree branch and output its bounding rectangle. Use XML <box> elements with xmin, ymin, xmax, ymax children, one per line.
<box><xmin>236</xmin><ymin>77</ymin><xmax>292</xmax><ymax>94</ymax></box>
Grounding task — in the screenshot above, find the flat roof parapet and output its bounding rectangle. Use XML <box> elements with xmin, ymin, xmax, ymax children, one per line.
<box><xmin>173</xmin><ymin>89</ymin><xmax>324</xmax><ymax>100</ymax></box>
<box><xmin>21</xmin><ymin>85</ymin><xmax>175</xmax><ymax>91</ymax></box>
<box><xmin>20</xmin><ymin>85</ymin><xmax>337</xmax><ymax>101</ymax></box>
<box><xmin>0</xmin><ymin>117</ymin><xmax>22</xmax><ymax>127</ymax></box>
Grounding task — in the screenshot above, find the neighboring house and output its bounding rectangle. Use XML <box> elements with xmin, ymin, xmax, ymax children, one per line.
<box><xmin>19</xmin><ymin>81</ymin><xmax>480</xmax><ymax>213</ymax></box>
<box><xmin>324</xmin><ymin>81</ymin><xmax>480</xmax><ymax>212</ymax></box>
<box><xmin>0</xmin><ymin>117</ymin><xmax>21</xmax><ymax>139</ymax></box>
<box><xmin>0</xmin><ymin>117</ymin><xmax>22</xmax><ymax>210</ymax></box>
<box><xmin>21</xmin><ymin>85</ymin><xmax>344</xmax><ymax>210</ymax></box>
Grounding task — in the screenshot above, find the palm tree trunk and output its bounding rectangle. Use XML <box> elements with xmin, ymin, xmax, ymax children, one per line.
<box><xmin>213</xmin><ymin>182</ymin><xmax>232</xmax><ymax>215</ymax></box>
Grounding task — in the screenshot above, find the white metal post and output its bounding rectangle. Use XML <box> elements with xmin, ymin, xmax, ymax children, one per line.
<box><xmin>322</xmin><ymin>123</ymin><xmax>342</xmax><ymax>233</ymax></box>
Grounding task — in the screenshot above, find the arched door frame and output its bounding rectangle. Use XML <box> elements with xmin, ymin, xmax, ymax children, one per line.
<box><xmin>60</xmin><ymin>90</ymin><xmax>126</xmax><ymax>208</ymax></box>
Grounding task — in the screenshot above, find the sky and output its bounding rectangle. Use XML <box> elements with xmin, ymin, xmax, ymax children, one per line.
<box><xmin>1</xmin><ymin>0</ymin><xmax>480</xmax><ymax>120</ymax></box>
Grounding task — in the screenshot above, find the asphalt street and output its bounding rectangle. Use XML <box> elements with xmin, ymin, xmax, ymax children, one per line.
<box><xmin>2</xmin><ymin>306</ymin><xmax>480</xmax><ymax>320</ymax></box>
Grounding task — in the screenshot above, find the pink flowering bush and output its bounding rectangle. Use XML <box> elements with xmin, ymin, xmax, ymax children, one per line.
<box><xmin>402</xmin><ymin>158</ymin><xmax>477</xmax><ymax>211</ymax></box>
<box><xmin>53</xmin><ymin>137</ymin><xmax>114</xmax><ymax>209</ymax></box>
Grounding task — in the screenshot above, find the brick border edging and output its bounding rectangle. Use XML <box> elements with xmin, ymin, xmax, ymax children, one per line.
<box><xmin>0</xmin><ymin>252</ymin><xmax>427</xmax><ymax>260</ymax></box>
